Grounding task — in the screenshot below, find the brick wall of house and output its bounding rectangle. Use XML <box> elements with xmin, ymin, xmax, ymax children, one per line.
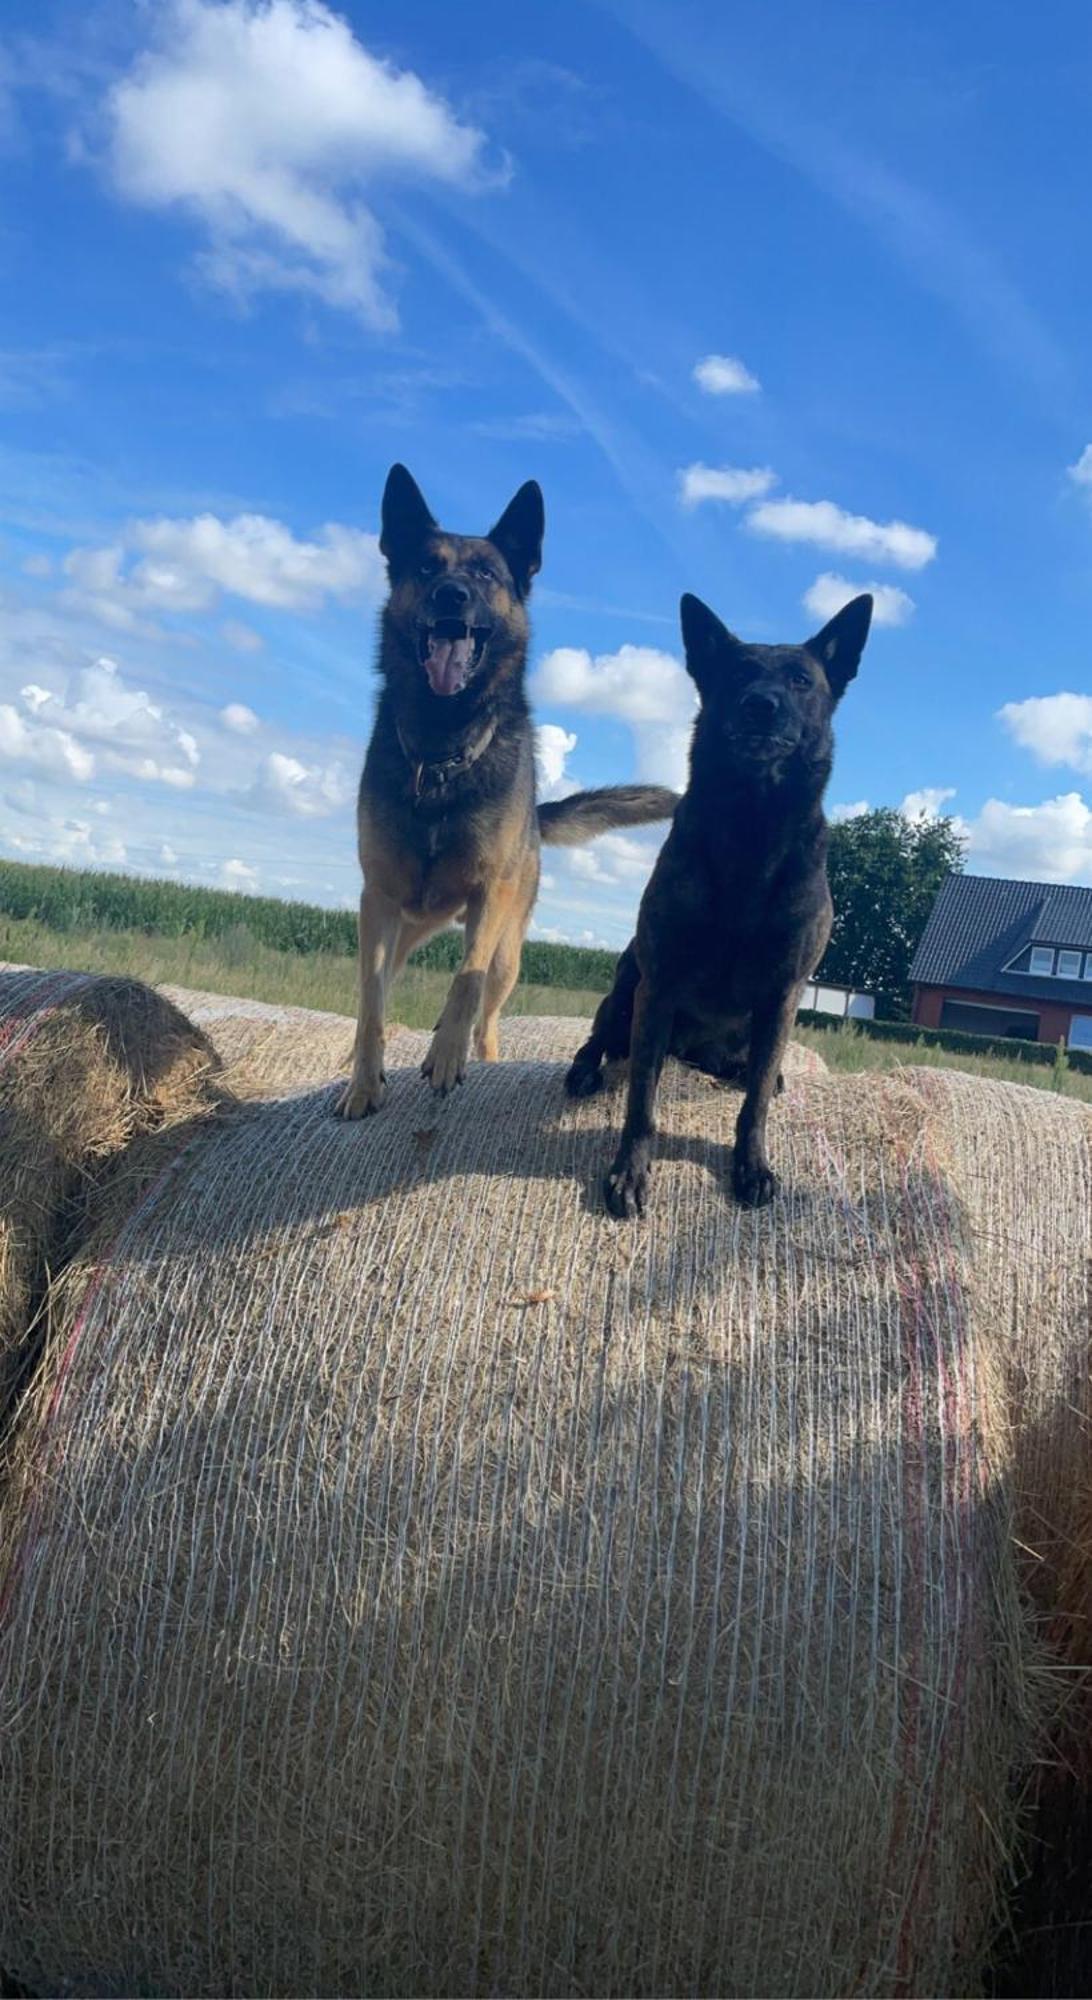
<box><xmin>912</xmin><ymin>984</ymin><xmax>1075</xmax><ymax>1042</ymax></box>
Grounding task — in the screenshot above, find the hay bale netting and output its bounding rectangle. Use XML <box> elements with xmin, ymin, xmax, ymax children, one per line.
<box><xmin>904</xmin><ymin>1067</ymin><xmax>1092</xmax><ymax>1612</ymax></box>
<box><xmin>158</xmin><ymin>981</ymin><xmax>829</xmax><ymax>1097</ymax></box>
<box><xmin>0</xmin><ymin>967</ymin><xmax>219</xmax><ymax>1421</ymax></box>
<box><xmin>0</xmin><ymin>1047</ymin><xmax>1037</xmax><ymax>1999</ymax></box>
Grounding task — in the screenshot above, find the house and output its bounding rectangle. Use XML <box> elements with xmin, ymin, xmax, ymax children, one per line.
<box><xmin>910</xmin><ymin>874</ymin><xmax>1092</xmax><ymax>1049</ymax></box>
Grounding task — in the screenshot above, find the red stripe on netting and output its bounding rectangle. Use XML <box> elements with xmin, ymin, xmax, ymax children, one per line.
<box><xmin>0</xmin><ymin>968</ymin><xmax>95</xmax><ymax>1068</ymax></box>
<box><xmin>889</xmin><ymin>1122</ymin><xmax>979</xmax><ymax>1992</ymax></box>
<box><xmin>0</xmin><ymin>1131</ymin><xmax>202</xmax><ymax>1630</ymax></box>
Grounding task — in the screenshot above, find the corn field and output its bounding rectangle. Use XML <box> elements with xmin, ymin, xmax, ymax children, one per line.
<box><xmin>0</xmin><ymin>860</ymin><xmax>620</xmax><ymax>990</ymax></box>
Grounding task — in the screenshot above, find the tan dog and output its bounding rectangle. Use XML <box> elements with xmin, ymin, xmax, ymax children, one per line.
<box><xmin>337</xmin><ymin>465</ymin><xmax>677</xmax><ymax>1117</ymax></box>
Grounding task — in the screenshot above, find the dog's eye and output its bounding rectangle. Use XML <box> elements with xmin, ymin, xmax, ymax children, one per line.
<box><xmin>418</xmin><ymin>556</ymin><xmax>441</xmax><ymax>579</ymax></box>
<box><xmin>790</xmin><ymin>670</ymin><xmax>812</xmax><ymax>689</ymax></box>
<box><xmin>472</xmin><ymin>560</ymin><xmax>497</xmax><ymax>582</ymax></box>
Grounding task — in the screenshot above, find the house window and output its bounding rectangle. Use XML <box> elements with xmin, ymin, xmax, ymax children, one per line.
<box><xmin>1029</xmin><ymin>946</ymin><xmax>1055</xmax><ymax>975</ymax></box>
<box><xmin>1068</xmin><ymin>1014</ymin><xmax>1092</xmax><ymax>1052</ymax></box>
<box><xmin>1058</xmin><ymin>949</ymin><xmax>1083</xmax><ymax>979</ymax></box>
<box><xmin>1084</xmin><ymin>954</ymin><xmax>1092</xmax><ymax>980</ymax></box>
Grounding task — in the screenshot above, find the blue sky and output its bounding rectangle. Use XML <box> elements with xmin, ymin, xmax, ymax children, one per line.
<box><xmin>1</xmin><ymin>0</ymin><xmax>1091</xmax><ymax>945</ymax></box>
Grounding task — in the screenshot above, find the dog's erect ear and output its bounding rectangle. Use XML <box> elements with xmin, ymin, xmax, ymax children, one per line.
<box><xmin>379</xmin><ymin>464</ymin><xmax>437</xmax><ymax>570</ymax></box>
<box><xmin>679</xmin><ymin>592</ymin><xmax>747</xmax><ymax>698</ymax></box>
<box><xmin>805</xmin><ymin>593</ymin><xmax>873</xmax><ymax>701</ymax></box>
<box><xmin>487</xmin><ymin>481</ymin><xmax>545</xmax><ymax>596</ymax></box>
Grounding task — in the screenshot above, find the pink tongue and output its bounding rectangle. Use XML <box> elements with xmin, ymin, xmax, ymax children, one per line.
<box><xmin>426</xmin><ymin>634</ymin><xmax>472</xmax><ymax>697</ymax></box>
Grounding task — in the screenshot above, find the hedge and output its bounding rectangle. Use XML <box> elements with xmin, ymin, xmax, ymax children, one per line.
<box><xmin>796</xmin><ymin>1007</ymin><xmax>1092</xmax><ymax>1077</ymax></box>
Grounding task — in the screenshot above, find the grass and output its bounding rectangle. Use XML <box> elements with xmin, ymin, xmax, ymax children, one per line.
<box><xmin>1</xmin><ymin>905</ymin><xmax>1089</xmax><ymax>1102</ymax></box>
<box><xmin>0</xmin><ymin>912</ymin><xmax>603</xmax><ymax>1028</ymax></box>
<box><xmin>794</xmin><ymin>1019</ymin><xmax>1092</xmax><ymax>1102</ymax></box>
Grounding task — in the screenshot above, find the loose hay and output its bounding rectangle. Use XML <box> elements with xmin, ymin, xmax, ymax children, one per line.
<box><xmin>905</xmin><ymin>1067</ymin><xmax>1092</xmax><ymax>1612</ymax></box>
<box><xmin>157</xmin><ymin>981</ymin><xmax>829</xmax><ymax>1097</ymax></box>
<box><xmin>0</xmin><ymin>968</ymin><xmax>220</xmax><ymax>1426</ymax></box>
<box><xmin>0</xmin><ymin>1045</ymin><xmax>1038</xmax><ymax>1999</ymax></box>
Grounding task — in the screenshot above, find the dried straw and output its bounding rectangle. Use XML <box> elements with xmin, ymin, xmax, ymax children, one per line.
<box><xmin>0</xmin><ymin>1043</ymin><xmax>1037</xmax><ymax>1999</ymax></box>
<box><xmin>905</xmin><ymin>1067</ymin><xmax>1092</xmax><ymax>1611</ymax></box>
<box><xmin>0</xmin><ymin>967</ymin><xmax>220</xmax><ymax>1427</ymax></box>
<box><xmin>157</xmin><ymin>981</ymin><xmax>828</xmax><ymax>1098</ymax></box>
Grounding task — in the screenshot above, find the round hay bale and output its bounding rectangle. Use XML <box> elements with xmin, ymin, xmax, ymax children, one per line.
<box><xmin>902</xmin><ymin>1067</ymin><xmax>1092</xmax><ymax>1610</ymax></box>
<box><xmin>157</xmin><ymin>982</ymin><xmax>828</xmax><ymax>1097</ymax></box>
<box><xmin>0</xmin><ymin>967</ymin><xmax>220</xmax><ymax>1426</ymax></box>
<box><xmin>0</xmin><ymin>1046</ymin><xmax>1036</xmax><ymax>1999</ymax></box>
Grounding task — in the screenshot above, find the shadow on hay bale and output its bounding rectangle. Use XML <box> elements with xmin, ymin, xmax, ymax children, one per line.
<box><xmin>0</xmin><ymin>1050</ymin><xmax>1048</xmax><ymax>1999</ymax></box>
<box><xmin>0</xmin><ymin>968</ymin><xmax>222</xmax><ymax>1432</ymax></box>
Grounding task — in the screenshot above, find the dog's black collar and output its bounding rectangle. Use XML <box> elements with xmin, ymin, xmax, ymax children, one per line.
<box><xmin>396</xmin><ymin>718</ymin><xmax>497</xmax><ymax>801</ymax></box>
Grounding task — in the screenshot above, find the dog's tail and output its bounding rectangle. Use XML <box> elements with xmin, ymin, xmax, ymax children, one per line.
<box><xmin>537</xmin><ymin>784</ymin><xmax>678</xmax><ymax>846</ymax></box>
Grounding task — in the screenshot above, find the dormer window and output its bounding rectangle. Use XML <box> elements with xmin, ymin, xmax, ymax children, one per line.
<box><xmin>1002</xmin><ymin>943</ymin><xmax>1092</xmax><ymax>978</ymax></box>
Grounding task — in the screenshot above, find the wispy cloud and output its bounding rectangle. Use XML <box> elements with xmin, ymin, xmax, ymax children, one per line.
<box><xmin>603</xmin><ymin>0</ymin><xmax>1069</xmax><ymax>405</ymax></box>
<box><xmin>1068</xmin><ymin>445</ymin><xmax>1092</xmax><ymax>488</ymax></box>
<box><xmin>692</xmin><ymin>353</ymin><xmax>760</xmax><ymax>396</ymax></box>
<box><xmin>679</xmin><ymin>463</ymin><xmax>777</xmax><ymax>507</ymax></box>
<box><xmin>747</xmin><ymin>497</ymin><xmax>937</xmax><ymax>570</ymax></box>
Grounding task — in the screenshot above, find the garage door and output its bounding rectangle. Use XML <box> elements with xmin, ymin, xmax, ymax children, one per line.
<box><xmin>939</xmin><ymin>999</ymin><xmax>1040</xmax><ymax>1041</ymax></box>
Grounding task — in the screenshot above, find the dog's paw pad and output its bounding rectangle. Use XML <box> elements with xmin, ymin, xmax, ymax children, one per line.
<box><xmin>565</xmin><ymin>1058</ymin><xmax>603</xmax><ymax>1099</ymax></box>
<box><xmin>604</xmin><ymin>1160</ymin><xmax>648</xmax><ymax>1220</ymax></box>
<box><xmin>422</xmin><ymin>1029</ymin><xmax>469</xmax><ymax>1097</ymax></box>
<box><xmin>335</xmin><ymin>1072</ymin><xmax>387</xmax><ymax>1120</ymax></box>
<box><xmin>732</xmin><ymin>1158</ymin><xmax>779</xmax><ymax>1208</ymax></box>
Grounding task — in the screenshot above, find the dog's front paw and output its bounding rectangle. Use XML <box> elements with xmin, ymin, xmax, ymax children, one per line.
<box><xmin>565</xmin><ymin>1050</ymin><xmax>604</xmax><ymax>1099</ymax></box>
<box><xmin>422</xmin><ymin>1022</ymin><xmax>470</xmax><ymax>1096</ymax></box>
<box><xmin>732</xmin><ymin>1151</ymin><xmax>779</xmax><ymax>1208</ymax></box>
<box><xmin>604</xmin><ymin>1151</ymin><xmax>649</xmax><ymax>1220</ymax></box>
<box><xmin>335</xmin><ymin>1069</ymin><xmax>387</xmax><ymax>1119</ymax></box>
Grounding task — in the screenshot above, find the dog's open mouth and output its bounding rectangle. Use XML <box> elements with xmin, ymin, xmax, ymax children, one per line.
<box><xmin>418</xmin><ymin>620</ymin><xmax>490</xmax><ymax>698</ymax></box>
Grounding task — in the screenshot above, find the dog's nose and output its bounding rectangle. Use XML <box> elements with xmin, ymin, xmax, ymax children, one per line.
<box><xmin>741</xmin><ymin>688</ymin><xmax>782</xmax><ymax>729</ymax></box>
<box><xmin>431</xmin><ymin>577</ymin><xmax>472</xmax><ymax>616</ymax></box>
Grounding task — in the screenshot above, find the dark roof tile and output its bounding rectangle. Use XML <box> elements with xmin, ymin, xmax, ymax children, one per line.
<box><xmin>910</xmin><ymin>874</ymin><xmax>1092</xmax><ymax>1001</ymax></box>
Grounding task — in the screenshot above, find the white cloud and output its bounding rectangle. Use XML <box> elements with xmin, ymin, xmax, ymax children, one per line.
<box><xmin>1067</xmin><ymin>445</ymin><xmax>1092</xmax><ymax>487</ymax></box>
<box><xmin>220</xmin><ymin>618</ymin><xmax>264</xmax><ymax>653</ymax></box>
<box><xmin>830</xmin><ymin>800</ymin><xmax>871</xmax><ymax>822</ymax></box>
<box><xmin>901</xmin><ymin>786</ymin><xmax>956</xmax><ymax>821</ymax></box>
<box><xmin>65</xmin><ymin>512</ymin><xmax>384</xmax><ymax>623</ymax></box>
<box><xmin>803</xmin><ymin>571</ymin><xmax>915</xmax><ymax>630</ymax></box>
<box><xmin>221</xmin><ymin>857</ymin><xmax>259</xmax><ymax>890</ymax></box>
<box><xmin>746</xmin><ymin>497</ymin><xmax>937</xmax><ymax>570</ymax></box>
<box><xmin>106</xmin><ymin>0</ymin><xmax>495</xmax><ymax>330</ymax></box>
<box><xmin>0</xmin><ymin>704</ymin><xmax>95</xmax><ymax>783</ymax></box>
<box><xmin>534</xmin><ymin>722</ymin><xmax>577</xmax><ymax>799</ymax></box>
<box><xmin>693</xmin><ymin>353</ymin><xmax>760</xmax><ymax>396</ymax></box>
<box><xmin>536</xmin><ymin>643</ymin><xmax>692</xmax><ymax>728</ymax></box>
<box><xmin>679</xmin><ymin>463</ymin><xmax>777</xmax><ymax>507</ymax></box>
<box><xmin>251</xmin><ymin>749</ymin><xmax>352</xmax><ymax>818</ymax></box>
<box><xmin>964</xmin><ymin>792</ymin><xmax>1092</xmax><ymax>883</ymax></box>
<box><xmin>535</xmin><ymin>641</ymin><xmax>695</xmax><ymax>791</ymax></box>
<box><xmin>997</xmin><ymin>693</ymin><xmax>1092</xmax><ymax>776</ymax></box>
<box><xmin>221</xmin><ymin>701</ymin><xmax>261</xmax><ymax>735</ymax></box>
<box><xmin>15</xmin><ymin>657</ymin><xmax>200</xmax><ymax>789</ymax></box>
<box><xmin>565</xmin><ymin>829</ymin><xmax>661</xmax><ymax>886</ymax></box>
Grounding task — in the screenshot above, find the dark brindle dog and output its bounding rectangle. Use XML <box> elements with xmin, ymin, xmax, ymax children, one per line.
<box><xmin>566</xmin><ymin>588</ymin><xmax>873</xmax><ymax>1214</ymax></box>
<box><xmin>337</xmin><ymin>465</ymin><xmax>677</xmax><ymax>1119</ymax></box>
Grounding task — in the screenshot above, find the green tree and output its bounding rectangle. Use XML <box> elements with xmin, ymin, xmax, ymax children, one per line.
<box><xmin>818</xmin><ymin>808</ymin><xmax>966</xmax><ymax>1019</ymax></box>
